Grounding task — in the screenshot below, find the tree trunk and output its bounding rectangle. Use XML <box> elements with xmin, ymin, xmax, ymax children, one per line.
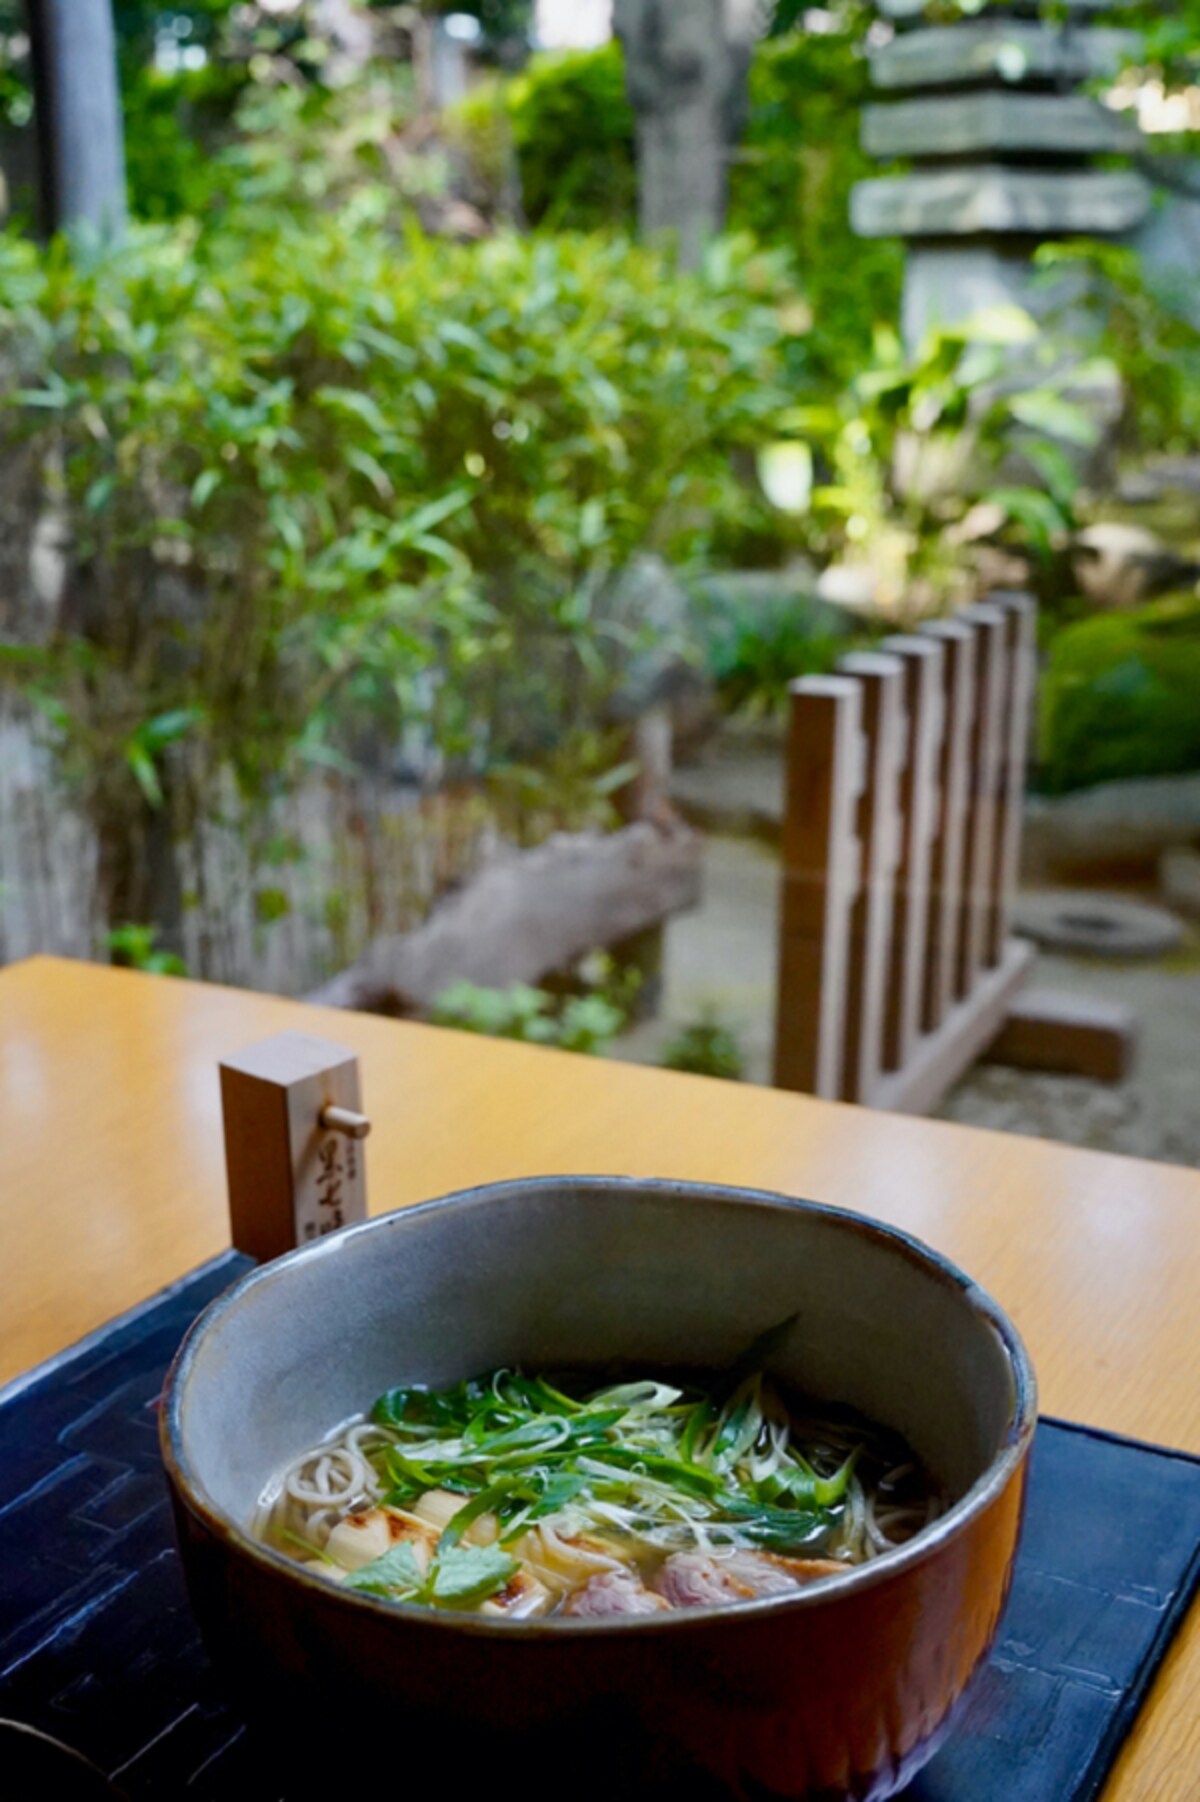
<box><xmin>26</xmin><ymin>0</ymin><xmax>126</xmax><ymax>240</ymax></box>
<box><xmin>613</xmin><ymin>0</ymin><xmax>758</xmax><ymax>268</ymax></box>
<box><xmin>306</xmin><ymin>822</ymin><xmax>703</xmax><ymax>1014</ymax></box>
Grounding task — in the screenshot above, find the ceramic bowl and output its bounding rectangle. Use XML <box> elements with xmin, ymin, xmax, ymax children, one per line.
<box><xmin>161</xmin><ymin>1177</ymin><xmax>1036</xmax><ymax>1800</ymax></box>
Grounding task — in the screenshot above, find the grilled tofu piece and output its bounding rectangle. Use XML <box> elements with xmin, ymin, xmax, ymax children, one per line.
<box><xmin>325</xmin><ymin>1507</ymin><xmax>437</xmax><ymax>1574</ymax></box>
<box><xmin>480</xmin><ymin>1566</ymin><xmax>554</xmax><ymax>1619</ymax></box>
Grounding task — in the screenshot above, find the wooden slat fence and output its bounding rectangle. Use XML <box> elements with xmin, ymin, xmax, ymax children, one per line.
<box><xmin>773</xmin><ymin>591</ymin><xmax>1037</xmax><ymax>1114</ymax></box>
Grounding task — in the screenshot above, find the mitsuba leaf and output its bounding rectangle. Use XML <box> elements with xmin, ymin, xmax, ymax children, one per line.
<box><xmin>430</xmin><ymin>1544</ymin><xmax>518</xmax><ymax>1606</ymax></box>
<box><xmin>343</xmin><ymin>1541</ymin><xmax>424</xmax><ymax>1598</ymax></box>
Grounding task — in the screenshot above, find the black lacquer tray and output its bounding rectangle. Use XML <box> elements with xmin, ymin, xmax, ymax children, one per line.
<box><xmin>1</xmin><ymin>1253</ymin><xmax>1198</xmax><ymax>1801</ymax></box>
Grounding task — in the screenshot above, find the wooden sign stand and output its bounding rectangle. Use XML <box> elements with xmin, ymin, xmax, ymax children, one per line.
<box><xmin>219</xmin><ymin>1032</ymin><xmax>370</xmax><ymax>1262</ymax></box>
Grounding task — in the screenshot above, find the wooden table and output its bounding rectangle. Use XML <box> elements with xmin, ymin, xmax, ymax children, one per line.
<box><xmin>2</xmin><ymin>954</ymin><xmax>1197</xmax><ymax>1796</ymax></box>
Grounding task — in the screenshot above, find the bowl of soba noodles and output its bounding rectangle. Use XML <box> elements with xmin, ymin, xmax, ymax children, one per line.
<box><xmin>161</xmin><ymin>1176</ymin><xmax>1035</xmax><ymax>1801</ymax></box>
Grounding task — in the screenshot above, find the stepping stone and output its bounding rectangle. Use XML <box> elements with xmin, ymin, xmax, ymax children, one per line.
<box><xmin>1023</xmin><ymin>773</ymin><xmax>1200</xmax><ymax>873</ymax></box>
<box><xmin>1013</xmin><ymin>890</ymin><xmax>1185</xmax><ymax>957</ymax></box>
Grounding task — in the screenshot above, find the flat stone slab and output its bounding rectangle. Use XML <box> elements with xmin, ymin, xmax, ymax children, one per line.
<box><xmin>1012</xmin><ymin>890</ymin><xmax>1185</xmax><ymax>957</ymax></box>
<box><xmin>852</xmin><ymin>167</ymin><xmax>1150</xmax><ymax>238</ymax></box>
<box><xmin>862</xmin><ymin>92</ymin><xmax>1138</xmax><ymax>160</ymax></box>
<box><xmin>1023</xmin><ymin>772</ymin><xmax>1200</xmax><ymax>874</ymax></box>
<box><xmin>871</xmin><ymin>22</ymin><xmax>1139</xmax><ymax>92</ymax></box>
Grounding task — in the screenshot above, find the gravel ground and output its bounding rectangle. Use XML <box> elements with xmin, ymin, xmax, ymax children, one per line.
<box><xmin>614</xmin><ymin>835</ymin><xmax>1200</xmax><ymax>1171</ymax></box>
<box><xmin>938</xmin><ymin>1065</ymin><xmax>1200</xmax><ymax>1167</ymax></box>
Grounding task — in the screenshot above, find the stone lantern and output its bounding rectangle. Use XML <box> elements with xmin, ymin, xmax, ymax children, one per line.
<box><xmin>852</xmin><ymin>0</ymin><xmax>1149</xmax><ymax>347</ymax></box>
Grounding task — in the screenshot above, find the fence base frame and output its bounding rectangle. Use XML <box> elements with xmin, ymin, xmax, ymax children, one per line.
<box><xmin>869</xmin><ymin>937</ymin><xmax>1035</xmax><ymax>1115</ymax></box>
<box><xmin>986</xmin><ymin>986</ymin><xmax>1136</xmax><ymax>1084</ymax></box>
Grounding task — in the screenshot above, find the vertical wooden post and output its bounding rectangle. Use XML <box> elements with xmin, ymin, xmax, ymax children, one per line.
<box><xmin>773</xmin><ymin>677</ymin><xmax>863</xmax><ymax>1099</ymax></box>
<box><xmin>956</xmin><ymin>604</ymin><xmax>1006</xmax><ymax>996</ymax></box>
<box><xmin>878</xmin><ymin>637</ymin><xmax>945</xmax><ymax>1075</ymax></box>
<box><xmin>836</xmin><ymin>652</ymin><xmax>906</xmax><ymax>1104</ymax></box>
<box><xmin>918</xmin><ymin>618</ymin><xmax>977</xmax><ymax>1031</ymax></box>
<box><xmin>986</xmin><ymin>591</ymin><xmax>1037</xmax><ymax>968</ymax></box>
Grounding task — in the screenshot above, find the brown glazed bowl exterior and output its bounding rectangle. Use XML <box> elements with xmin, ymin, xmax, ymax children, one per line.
<box><xmin>160</xmin><ymin>1177</ymin><xmax>1036</xmax><ymax>1800</ymax></box>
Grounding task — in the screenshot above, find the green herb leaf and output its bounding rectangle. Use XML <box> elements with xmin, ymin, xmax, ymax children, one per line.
<box><xmin>343</xmin><ymin>1541</ymin><xmax>424</xmax><ymax>1598</ymax></box>
<box><xmin>430</xmin><ymin>1544</ymin><xmax>518</xmax><ymax>1607</ymax></box>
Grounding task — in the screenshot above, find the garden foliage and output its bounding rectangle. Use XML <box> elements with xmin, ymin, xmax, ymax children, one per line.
<box><xmin>500</xmin><ymin>44</ymin><xmax>635</xmax><ymax>232</ymax></box>
<box><xmin>473</xmin><ymin>19</ymin><xmax>897</xmax><ymax>385</ymax></box>
<box><xmin>783</xmin><ymin>306</ymin><xmax>1100</xmax><ymax>614</ymax></box>
<box><xmin>1037</xmin><ymin>241</ymin><xmax>1200</xmax><ymax>457</ymax></box>
<box><xmin>660</xmin><ymin>1008</ymin><xmax>746</xmax><ymax>1081</ymax></box>
<box><xmin>1039</xmin><ymin>597</ymin><xmax>1200</xmax><ymax>794</ymax></box>
<box><xmin>430</xmin><ymin>978</ymin><xmax>626</xmax><ymax>1055</ymax></box>
<box><xmin>0</xmin><ymin>91</ymin><xmax>801</xmax><ymax>936</ymax></box>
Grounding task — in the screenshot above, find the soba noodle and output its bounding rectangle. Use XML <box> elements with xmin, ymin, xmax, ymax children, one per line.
<box><xmin>256</xmin><ymin>1326</ymin><xmax>943</xmax><ymax>1619</ymax></box>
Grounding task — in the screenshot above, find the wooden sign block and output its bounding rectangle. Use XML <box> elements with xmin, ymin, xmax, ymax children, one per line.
<box><xmin>219</xmin><ymin>1032</ymin><xmax>369</xmax><ymax>1263</ymax></box>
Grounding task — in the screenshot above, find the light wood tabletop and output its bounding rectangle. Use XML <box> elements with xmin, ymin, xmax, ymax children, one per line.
<box><xmin>1</xmin><ymin>953</ymin><xmax>1197</xmax><ymax>1798</ymax></box>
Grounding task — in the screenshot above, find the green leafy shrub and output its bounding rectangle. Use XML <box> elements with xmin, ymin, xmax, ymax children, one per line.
<box><xmin>660</xmin><ymin>1009</ymin><xmax>745</xmax><ymax>1081</ymax></box>
<box><xmin>106</xmin><ymin>923</ymin><xmax>188</xmax><ymax>976</ymax></box>
<box><xmin>1038</xmin><ymin>597</ymin><xmax>1200</xmax><ymax>794</ymax></box>
<box><xmin>728</xmin><ymin>25</ymin><xmax>902</xmax><ymax>388</ymax></box>
<box><xmin>121</xmin><ymin>59</ymin><xmax>248</xmax><ymax>221</ymax></box>
<box><xmin>0</xmin><ymin>117</ymin><xmax>797</xmax><ymax>942</ymax></box>
<box><xmin>430</xmin><ymin>980</ymin><xmax>625</xmax><ymax>1054</ymax></box>
<box><xmin>1037</xmin><ymin>240</ymin><xmax>1200</xmax><ymax>456</ymax></box>
<box><xmin>504</xmin><ymin>44</ymin><xmax>635</xmax><ymax>231</ymax></box>
<box><xmin>787</xmin><ymin>306</ymin><xmax>1096</xmax><ymax>612</ymax></box>
<box><xmin>486</xmin><ymin>731</ymin><xmax>639</xmax><ymax>846</ymax></box>
<box><xmin>487</xmin><ymin>24</ymin><xmax>898</xmax><ymax>384</ymax></box>
<box><xmin>695</xmin><ymin>577</ymin><xmax>853</xmax><ymax>717</ymax></box>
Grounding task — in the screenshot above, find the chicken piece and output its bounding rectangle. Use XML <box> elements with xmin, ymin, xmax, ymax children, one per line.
<box><xmin>480</xmin><ymin>1566</ymin><xmax>554</xmax><ymax>1619</ymax></box>
<box><xmin>563</xmin><ymin>1570</ymin><xmax>673</xmax><ymax>1618</ymax></box>
<box><xmin>654</xmin><ymin>1550</ymin><xmax>846</xmax><ymax>1609</ymax></box>
<box><xmin>325</xmin><ymin>1507</ymin><xmax>437</xmax><ymax>1574</ymax></box>
<box><xmin>652</xmin><ymin>1553</ymin><xmax>758</xmax><ymax>1609</ymax></box>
